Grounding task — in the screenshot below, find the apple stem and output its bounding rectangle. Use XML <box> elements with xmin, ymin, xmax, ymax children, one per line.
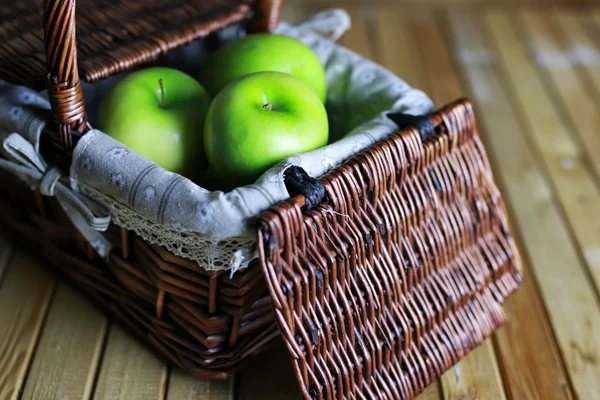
<box><xmin>159</xmin><ymin>78</ymin><xmax>165</xmax><ymax>109</ymax></box>
<box><xmin>263</xmin><ymin>103</ymin><xmax>272</xmax><ymax>111</ymax></box>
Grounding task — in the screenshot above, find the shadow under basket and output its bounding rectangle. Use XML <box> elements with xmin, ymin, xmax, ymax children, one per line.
<box><xmin>0</xmin><ymin>98</ymin><xmax>522</xmax><ymax>399</ymax></box>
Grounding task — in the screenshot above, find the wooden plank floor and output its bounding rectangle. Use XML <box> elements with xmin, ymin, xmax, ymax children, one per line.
<box><xmin>2</xmin><ymin>3</ymin><xmax>600</xmax><ymax>400</ymax></box>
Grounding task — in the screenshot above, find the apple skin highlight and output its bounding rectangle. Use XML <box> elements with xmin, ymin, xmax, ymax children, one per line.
<box><xmin>204</xmin><ymin>71</ymin><xmax>329</xmax><ymax>186</ymax></box>
<box><xmin>97</xmin><ymin>67</ymin><xmax>211</xmax><ymax>177</ymax></box>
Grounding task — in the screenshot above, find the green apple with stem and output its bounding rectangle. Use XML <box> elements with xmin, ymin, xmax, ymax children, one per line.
<box><xmin>204</xmin><ymin>71</ymin><xmax>329</xmax><ymax>186</ymax></box>
<box><xmin>97</xmin><ymin>67</ymin><xmax>211</xmax><ymax>177</ymax></box>
<box><xmin>200</xmin><ymin>34</ymin><xmax>327</xmax><ymax>103</ymax></box>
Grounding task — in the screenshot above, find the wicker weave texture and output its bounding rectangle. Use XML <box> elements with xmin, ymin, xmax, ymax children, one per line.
<box><xmin>0</xmin><ymin>0</ymin><xmax>254</xmax><ymax>89</ymax></box>
<box><xmin>258</xmin><ymin>99</ymin><xmax>522</xmax><ymax>400</ymax></box>
<box><xmin>0</xmin><ymin>169</ymin><xmax>277</xmax><ymax>379</ymax></box>
<box><xmin>0</xmin><ymin>0</ymin><xmax>281</xmax><ymax>152</ymax></box>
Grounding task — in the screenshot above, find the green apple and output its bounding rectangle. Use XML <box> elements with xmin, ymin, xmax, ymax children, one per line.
<box><xmin>204</xmin><ymin>71</ymin><xmax>328</xmax><ymax>185</ymax></box>
<box><xmin>200</xmin><ymin>34</ymin><xmax>327</xmax><ymax>103</ymax></box>
<box><xmin>97</xmin><ymin>67</ymin><xmax>211</xmax><ymax>176</ymax></box>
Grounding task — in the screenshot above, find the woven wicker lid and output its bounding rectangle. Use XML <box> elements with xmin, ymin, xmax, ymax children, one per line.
<box><xmin>0</xmin><ymin>0</ymin><xmax>273</xmax><ymax>90</ymax></box>
<box><xmin>257</xmin><ymin>99</ymin><xmax>522</xmax><ymax>399</ymax></box>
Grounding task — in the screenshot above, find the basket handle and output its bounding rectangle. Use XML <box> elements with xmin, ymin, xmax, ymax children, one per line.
<box><xmin>248</xmin><ymin>0</ymin><xmax>284</xmax><ymax>33</ymax></box>
<box><xmin>42</xmin><ymin>0</ymin><xmax>284</xmax><ymax>153</ymax></box>
<box><xmin>43</xmin><ymin>0</ymin><xmax>88</xmax><ymax>152</ymax></box>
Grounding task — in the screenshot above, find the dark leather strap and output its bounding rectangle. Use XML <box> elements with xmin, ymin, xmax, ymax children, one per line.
<box><xmin>284</xmin><ymin>166</ymin><xmax>325</xmax><ymax>210</ymax></box>
<box><xmin>387</xmin><ymin>112</ymin><xmax>437</xmax><ymax>142</ymax></box>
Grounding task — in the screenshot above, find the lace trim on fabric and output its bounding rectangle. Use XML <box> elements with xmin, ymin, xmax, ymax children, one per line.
<box><xmin>77</xmin><ymin>182</ymin><xmax>257</xmax><ymax>272</ymax></box>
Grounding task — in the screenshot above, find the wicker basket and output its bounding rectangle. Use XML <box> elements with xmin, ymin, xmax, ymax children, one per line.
<box><xmin>0</xmin><ymin>0</ymin><xmax>522</xmax><ymax>398</ymax></box>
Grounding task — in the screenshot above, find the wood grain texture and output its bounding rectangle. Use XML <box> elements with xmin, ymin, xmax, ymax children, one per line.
<box><xmin>412</xmin><ymin>16</ymin><xmax>464</xmax><ymax>106</ymax></box>
<box><xmin>237</xmin><ymin>345</ymin><xmax>303</xmax><ymax>400</ymax></box>
<box><xmin>372</xmin><ymin>10</ymin><xmax>429</xmax><ymax>90</ymax></box>
<box><xmin>0</xmin><ymin>250</ymin><xmax>56</xmax><ymax>400</ymax></box>
<box><xmin>20</xmin><ymin>282</ymin><xmax>108</xmax><ymax>400</ymax></box>
<box><xmin>554</xmin><ymin>10</ymin><xmax>600</xmax><ymax>105</ymax></box>
<box><xmin>455</xmin><ymin>9</ymin><xmax>600</xmax><ymax>398</ymax></box>
<box><xmin>440</xmin><ymin>341</ymin><xmax>506</xmax><ymax>400</ymax></box>
<box><xmin>416</xmin><ymin>381</ymin><xmax>443</xmax><ymax>400</ymax></box>
<box><xmin>446</xmin><ymin>11</ymin><xmax>575</xmax><ymax>399</ymax></box>
<box><xmin>552</xmin><ymin>9</ymin><xmax>600</xmax><ymax>286</ymax></box>
<box><xmin>595</xmin><ymin>12</ymin><xmax>600</xmax><ymax>52</ymax></box>
<box><xmin>513</xmin><ymin>10</ymin><xmax>600</xmax><ymax>297</ymax></box>
<box><xmin>518</xmin><ymin>11</ymin><xmax>600</xmax><ymax>188</ymax></box>
<box><xmin>337</xmin><ymin>7</ymin><xmax>374</xmax><ymax>59</ymax></box>
<box><xmin>93</xmin><ymin>325</ymin><xmax>167</xmax><ymax>400</ymax></box>
<box><xmin>167</xmin><ymin>368</ymin><xmax>233</xmax><ymax>400</ymax></box>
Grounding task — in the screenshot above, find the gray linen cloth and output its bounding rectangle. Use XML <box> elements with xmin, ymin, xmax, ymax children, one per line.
<box><xmin>0</xmin><ymin>84</ymin><xmax>50</xmax><ymax>151</ymax></box>
<box><xmin>1</xmin><ymin>10</ymin><xmax>434</xmax><ymax>272</ymax></box>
